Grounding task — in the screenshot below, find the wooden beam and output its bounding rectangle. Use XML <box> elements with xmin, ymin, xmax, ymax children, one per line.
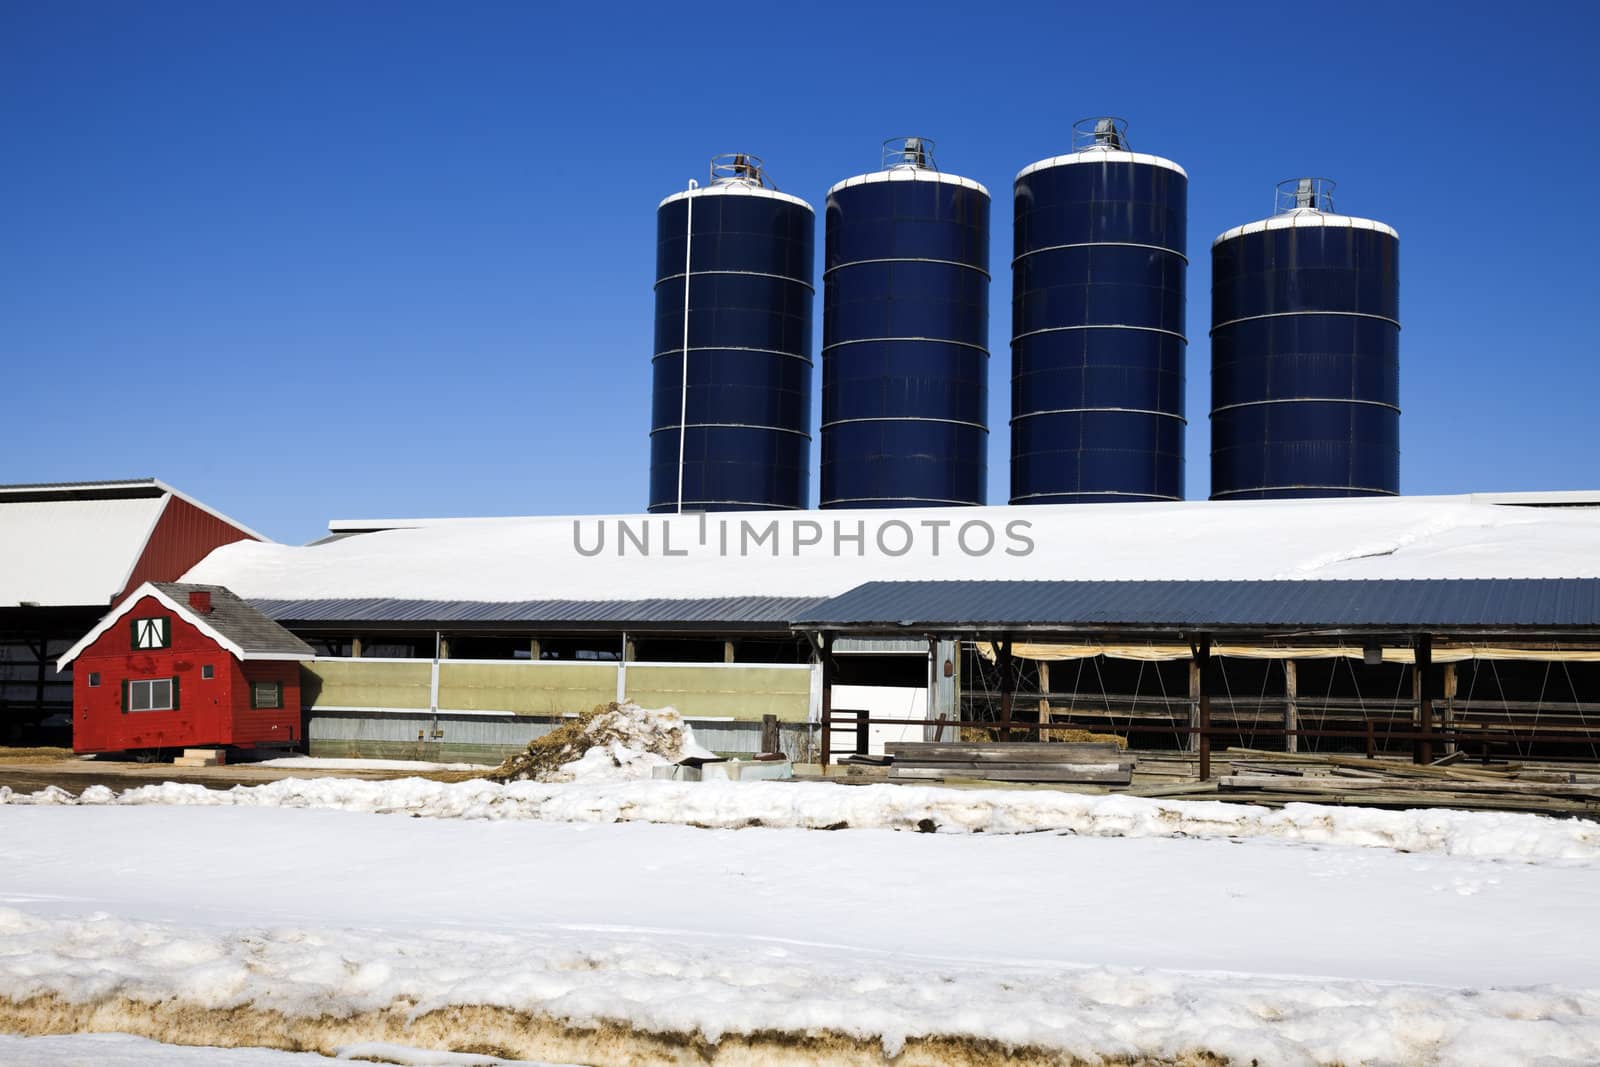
<box><xmin>819</xmin><ymin>632</ymin><xmax>834</xmax><ymax>770</ymax></box>
<box><xmin>1187</xmin><ymin>657</ymin><xmax>1201</xmax><ymax>754</ymax></box>
<box><xmin>998</xmin><ymin>638</ymin><xmax>1015</xmax><ymax>742</ymax></box>
<box><xmin>1194</xmin><ymin>637</ymin><xmax>1212</xmax><ymax>781</ymax></box>
<box><xmin>1283</xmin><ymin>659</ymin><xmax>1298</xmax><ymax>754</ymax></box>
<box><xmin>1416</xmin><ymin>634</ymin><xmax>1435</xmax><ymax>765</ymax></box>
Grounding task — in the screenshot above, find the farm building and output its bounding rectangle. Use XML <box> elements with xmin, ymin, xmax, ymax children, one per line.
<box><xmin>56</xmin><ymin>583</ymin><xmax>312</xmax><ymax>754</ymax></box>
<box><xmin>0</xmin><ymin>480</ymin><xmax>263</xmax><ymax>742</ymax></box>
<box><xmin>121</xmin><ymin>491</ymin><xmax>1600</xmax><ymax>767</ymax></box>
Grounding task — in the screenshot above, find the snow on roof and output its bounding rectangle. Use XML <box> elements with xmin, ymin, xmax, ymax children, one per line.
<box><xmin>0</xmin><ymin>479</ymin><xmax>270</xmax><ymax>608</ymax></box>
<box><xmin>657</xmin><ymin>183</ymin><xmax>813</xmax><ymax>212</ymax></box>
<box><xmin>1016</xmin><ymin>149</ymin><xmax>1188</xmax><ymax>182</ymax></box>
<box><xmin>1213</xmin><ymin>210</ymin><xmax>1399</xmax><ymax>246</ymax></box>
<box><xmin>827</xmin><ymin>168</ymin><xmax>989</xmax><ymax>198</ymax></box>
<box><xmin>181</xmin><ymin>495</ymin><xmax>1600</xmax><ymax>607</ymax></box>
<box><xmin>56</xmin><ymin>582</ymin><xmax>315</xmax><ymax>669</ymax></box>
<box><xmin>0</xmin><ymin>496</ymin><xmax>167</xmax><ymax>607</ymax></box>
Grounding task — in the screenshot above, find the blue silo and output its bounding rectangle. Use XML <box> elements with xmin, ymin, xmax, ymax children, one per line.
<box><xmin>649</xmin><ymin>154</ymin><xmax>814</xmax><ymax>513</ymax></box>
<box><xmin>1210</xmin><ymin>178</ymin><xmax>1400</xmax><ymax>500</ymax></box>
<box><xmin>1011</xmin><ymin>117</ymin><xmax>1188</xmax><ymax>504</ymax></box>
<box><xmin>821</xmin><ymin>137</ymin><xmax>990</xmax><ymax>508</ymax></box>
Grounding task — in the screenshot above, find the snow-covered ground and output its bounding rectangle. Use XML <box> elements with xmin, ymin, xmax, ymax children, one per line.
<box><xmin>1</xmin><ymin>779</ymin><xmax>1599</xmax><ymax>1064</ymax></box>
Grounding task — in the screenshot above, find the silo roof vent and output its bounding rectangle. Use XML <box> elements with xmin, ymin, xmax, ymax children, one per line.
<box><xmin>709</xmin><ymin>152</ymin><xmax>780</xmax><ymax>190</ymax></box>
<box><xmin>1072</xmin><ymin>116</ymin><xmax>1130</xmax><ymax>152</ymax></box>
<box><xmin>1276</xmin><ymin>176</ymin><xmax>1336</xmax><ymax>215</ymax></box>
<box><xmin>882</xmin><ymin>136</ymin><xmax>937</xmax><ymax>171</ymax></box>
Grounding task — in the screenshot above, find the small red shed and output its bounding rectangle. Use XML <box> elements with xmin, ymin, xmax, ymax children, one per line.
<box><xmin>57</xmin><ymin>582</ymin><xmax>314</xmax><ymax>755</ymax></box>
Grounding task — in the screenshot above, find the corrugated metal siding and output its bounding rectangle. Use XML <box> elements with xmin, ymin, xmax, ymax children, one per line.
<box><xmin>795</xmin><ymin>579</ymin><xmax>1600</xmax><ymax>631</ymax></box>
<box><xmin>307</xmin><ymin>713</ymin><xmax>813</xmax><ymax>761</ymax></box>
<box><xmin>253</xmin><ymin>595</ymin><xmax>822</xmax><ymax>628</ymax></box>
<box><xmin>120</xmin><ymin>496</ymin><xmax>258</xmax><ymax>603</ymax></box>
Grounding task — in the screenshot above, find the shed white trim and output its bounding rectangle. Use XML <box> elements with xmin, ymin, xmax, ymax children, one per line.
<box><xmin>57</xmin><ymin>582</ymin><xmax>314</xmax><ymax>671</ymax></box>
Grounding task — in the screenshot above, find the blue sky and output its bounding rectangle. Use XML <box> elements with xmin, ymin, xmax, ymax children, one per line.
<box><xmin>4</xmin><ymin>0</ymin><xmax>1596</xmax><ymax>544</ymax></box>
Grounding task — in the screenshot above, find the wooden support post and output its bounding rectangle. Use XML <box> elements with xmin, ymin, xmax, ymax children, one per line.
<box><xmin>1415</xmin><ymin>634</ymin><xmax>1435</xmax><ymax>765</ymax></box>
<box><xmin>1194</xmin><ymin>637</ymin><xmax>1212</xmax><ymax>781</ymax></box>
<box><xmin>1037</xmin><ymin>660</ymin><xmax>1052</xmax><ymax>738</ymax></box>
<box><xmin>855</xmin><ymin>709</ymin><xmax>869</xmax><ymax>756</ymax></box>
<box><xmin>1283</xmin><ymin>659</ymin><xmax>1299</xmax><ymax>754</ymax></box>
<box><xmin>1186</xmin><ymin>658</ymin><xmax>1201</xmax><ymax>754</ymax></box>
<box><xmin>724</xmin><ymin>640</ymin><xmax>737</xmax><ymax>664</ymax></box>
<box><xmin>1441</xmin><ymin>662</ymin><xmax>1458</xmax><ymax>756</ymax></box>
<box><xmin>438</xmin><ymin>637</ymin><xmax>451</xmax><ymax>660</ymax></box>
<box><xmin>819</xmin><ymin>632</ymin><xmax>834</xmax><ymax>770</ymax></box>
<box><xmin>350</xmin><ymin>636</ymin><xmax>364</xmax><ymax>659</ymax></box>
<box><xmin>760</xmin><ymin>713</ymin><xmax>779</xmax><ymax>756</ymax></box>
<box><xmin>998</xmin><ymin>638</ymin><xmax>1015</xmax><ymax>742</ymax></box>
<box><xmin>529</xmin><ymin>638</ymin><xmax>542</xmax><ymax>661</ymax></box>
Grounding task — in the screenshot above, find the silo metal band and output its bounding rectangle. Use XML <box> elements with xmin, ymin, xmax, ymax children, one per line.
<box><xmin>823</xmin><ymin>257</ymin><xmax>991</xmax><ymax>279</ymax></box>
<box><xmin>822</xmin><ymin>416</ymin><xmax>990</xmax><ymax>431</ymax></box>
<box><xmin>1010</xmin><ymin>490</ymin><xmax>1184</xmax><ymax>502</ymax></box>
<box><xmin>654</xmin><ymin>269</ymin><xmax>815</xmax><ymax>293</ymax></box>
<box><xmin>652</xmin><ymin>346</ymin><xmax>814</xmax><ymax>365</ymax></box>
<box><xmin>1010</xmin><ymin>407</ymin><xmax>1188</xmax><ymax>424</ymax></box>
<box><xmin>1210</xmin><ymin>398</ymin><xmax>1402</xmax><ymax>415</ymax></box>
<box><xmin>1211</xmin><ymin>486</ymin><xmax>1399</xmax><ymax>499</ymax></box>
<box><xmin>1012</xmin><ymin>242</ymin><xmax>1188</xmax><ymax>265</ymax></box>
<box><xmin>650</xmin><ymin>422</ymin><xmax>812</xmax><ymax>438</ymax></box>
<box><xmin>822</xmin><ymin>336</ymin><xmax>990</xmax><ymax>353</ymax></box>
<box><xmin>1012</xmin><ymin>324</ymin><xmax>1188</xmax><ymax>343</ymax></box>
<box><xmin>1210</xmin><ymin>310</ymin><xmax>1401</xmax><ymax>334</ymax></box>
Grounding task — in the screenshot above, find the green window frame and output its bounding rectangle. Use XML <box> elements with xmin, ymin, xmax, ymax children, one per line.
<box><xmin>250</xmin><ymin>681</ymin><xmax>283</xmax><ymax>710</ymax></box>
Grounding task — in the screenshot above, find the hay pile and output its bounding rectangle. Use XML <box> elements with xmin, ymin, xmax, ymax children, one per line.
<box><xmin>490</xmin><ymin>702</ymin><xmax>715</xmax><ymax>783</ymax></box>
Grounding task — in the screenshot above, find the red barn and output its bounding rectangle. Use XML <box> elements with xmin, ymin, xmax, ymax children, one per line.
<box><xmin>57</xmin><ymin>582</ymin><xmax>313</xmax><ymax>755</ymax></box>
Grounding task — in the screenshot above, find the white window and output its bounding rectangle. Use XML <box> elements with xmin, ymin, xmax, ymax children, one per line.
<box><xmin>128</xmin><ymin>678</ymin><xmax>175</xmax><ymax>712</ymax></box>
<box><xmin>251</xmin><ymin>681</ymin><xmax>282</xmax><ymax>709</ymax></box>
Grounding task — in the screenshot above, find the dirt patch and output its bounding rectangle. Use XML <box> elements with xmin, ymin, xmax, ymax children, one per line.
<box><xmin>0</xmin><ymin>748</ymin><xmax>76</xmax><ymax>763</ymax></box>
<box><xmin>0</xmin><ymin>993</ymin><xmax>1234</xmax><ymax>1066</ymax></box>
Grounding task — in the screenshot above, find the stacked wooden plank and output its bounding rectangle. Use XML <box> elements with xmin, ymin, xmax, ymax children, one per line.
<box><xmin>885</xmin><ymin>742</ymin><xmax>1134</xmax><ymax>785</ymax></box>
<box><xmin>1217</xmin><ymin>750</ymin><xmax>1600</xmax><ymax>815</ymax></box>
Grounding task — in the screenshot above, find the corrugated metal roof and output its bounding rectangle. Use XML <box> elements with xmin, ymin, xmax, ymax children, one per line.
<box><xmin>250</xmin><ymin>595</ymin><xmax>824</xmax><ymax>629</ymax></box>
<box><xmin>0</xmin><ymin>496</ymin><xmax>167</xmax><ymax>607</ymax></box>
<box><xmin>793</xmin><ymin>579</ymin><xmax>1600</xmax><ymax>633</ymax></box>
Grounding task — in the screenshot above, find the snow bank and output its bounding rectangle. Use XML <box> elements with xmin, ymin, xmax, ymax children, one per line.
<box><xmin>4</xmin><ymin>776</ymin><xmax>1597</xmax><ymax>863</ymax></box>
<box><xmin>493</xmin><ymin>702</ymin><xmax>717</xmax><ymax>783</ymax></box>
<box><xmin>1</xmin><ymin>908</ymin><xmax>1596</xmax><ymax>1066</ymax></box>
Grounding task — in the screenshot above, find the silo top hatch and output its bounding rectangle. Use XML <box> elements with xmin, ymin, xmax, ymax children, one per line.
<box><xmin>827</xmin><ymin>137</ymin><xmax>989</xmax><ymax>196</ymax></box>
<box><xmin>1016</xmin><ymin>117</ymin><xmax>1188</xmax><ymax>181</ymax></box>
<box><xmin>1213</xmin><ymin>177</ymin><xmax>1398</xmax><ymax>245</ymax></box>
<box><xmin>658</xmin><ymin>152</ymin><xmax>814</xmax><ymax>212</ymax></box>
